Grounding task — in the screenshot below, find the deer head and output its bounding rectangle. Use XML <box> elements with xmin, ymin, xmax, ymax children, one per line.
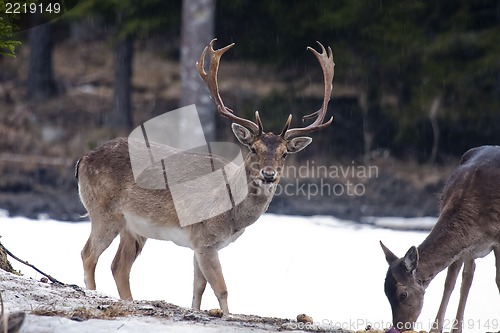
<box><xmin>380</xmin><ymin>242</ymin><xmax>425</xmax><ymax>331</ymax></box>
<box><xmin>196</xmin><ymin>39</ymin><xmax>334</xmax><ymax>189</ymax></box>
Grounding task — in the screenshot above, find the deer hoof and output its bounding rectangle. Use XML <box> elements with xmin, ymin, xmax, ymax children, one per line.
<box><xmin>385</xmin><ymin>327</ymin><xmax>401</xmax><ymax>333</ymax></box>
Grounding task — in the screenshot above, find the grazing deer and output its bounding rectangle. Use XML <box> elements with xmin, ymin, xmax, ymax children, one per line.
<box><xmin>77</xmin><ymin>39</ymin><xmax>335</xmax><ymax>314</ymax></box>
<box><xmin>380</xmin><ymin>145</ymin><xmax>500</xmax><ymax>333</ymax></box>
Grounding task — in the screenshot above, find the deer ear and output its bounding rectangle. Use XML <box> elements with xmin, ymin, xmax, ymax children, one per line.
<box><xmin>403</xmin><ymin>246</ymin><xmax>419</xmax><ymax>274</ymax></box>
<box><xmin>232</xmin><ymin>123</ymin><xmax>255</xmax><ymax>147</ymax></box>
<box><xmin>287</xmin><ymin>137</ymin><xmax>312</xmax><ymax>154</ymax></box>
<box><xmin>380</xmin><ymin>241</ymin><xmax>398</xmax><ymax>265</ymax></box>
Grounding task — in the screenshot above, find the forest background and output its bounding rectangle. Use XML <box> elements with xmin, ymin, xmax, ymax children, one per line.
<box><xmin>0</xmin><ymin>0</ymin><xmax>499</xmax><ymax>221</ymax></box>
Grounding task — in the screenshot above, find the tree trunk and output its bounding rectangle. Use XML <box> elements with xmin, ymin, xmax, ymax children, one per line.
<box><xmin>180</xmin><ymin>0</ymin><xmax>216</xmax><ymax>142</ymax></box>
<box><xmin>110</xmin><ymin>32</ymin><xmax>134</xmax><ymax>131</ymax></box>
<box><xmin>362</xmin><ymin>58</ymin><xmax>381</xmax><ymax>162</ymax></box>
<box><xmin>428</xmin><ymin>96</ymin><xmax>441</xmax><ymax>165</ymax></box>
<box><xmin>27</xmin><ymin>19</ymin><xmax>57</xmax><ymax>101</ymax></box>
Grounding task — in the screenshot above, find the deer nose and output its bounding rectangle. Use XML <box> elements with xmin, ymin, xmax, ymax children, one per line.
<box><xmin>260</xmin><ymin>168</ymin><xmax>277</xmax><ymax>182</ymax></box>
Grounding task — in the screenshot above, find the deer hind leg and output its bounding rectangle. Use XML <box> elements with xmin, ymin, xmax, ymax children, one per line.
<box><xmin>81</xmin><ymin>215</ymin><xmax>122</xmax><ymax>290</ymax></box>
<box><xmin>192</xmin><ymin>254</ymin><xmax>208</xmax><ymax>311</ymax></box>
<box><xmin>430</xmin><ymin>258</ymin><xmax>463</xmax><ymax>333</ymax></box>
<box><xmin>451</xmin><ymin>257</ymin><xmax>475</xmax><ymax>333</ymax></box>
<box><xmin>194</xmin><ymin>248</ymin><xmax>229</xmax><ymax>314</ymax></box>
<box><xmin>111</xmin><ymin>229</ymin><xmax>147</xmax><ymax>300</ymax></box>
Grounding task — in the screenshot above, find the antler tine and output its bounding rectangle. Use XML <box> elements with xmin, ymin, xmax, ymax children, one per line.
<box><xmin>279</xmin><ymin>114</ymin><xmax>292</xmax><ymax>137</ymax></box>
<box><xmin>282</xmin><ymin>41</ymin><xmax>335</xmax><ymax>139</ymax></box>
<box><xmin>255</xmin><ymin>111</ymin><xmax>264</xmax><ymax>133</ymax></box>
<box><xmin>196</xmin><ymin>38</ymin><xmax>261</xmax><ymax>135</ymax></box>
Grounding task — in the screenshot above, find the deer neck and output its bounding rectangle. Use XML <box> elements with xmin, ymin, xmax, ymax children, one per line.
<box><xmin>225</xmin><ymin>157</ymin><xmax>278</xmax><ymax>231</ymax></box>
<box><xmin>415</xmin><ymin>217</ymin><xmax>471</xmax><ymax>287</ymax></box>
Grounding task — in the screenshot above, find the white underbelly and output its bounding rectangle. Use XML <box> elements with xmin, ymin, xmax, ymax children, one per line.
<box><xmin>124</xmin><ymin>211</ymin><xmax>192</xmax><ymax>248</ymax></box>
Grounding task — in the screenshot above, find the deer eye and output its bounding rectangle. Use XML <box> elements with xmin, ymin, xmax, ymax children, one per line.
<box><xmin>282</xmin><ymin>152</ymin><xmax>288</xmax><ymax>159</ymax></box>
<box><xmin>399</xmin><ymin>291</ymin><xmax>408</xmax><ymax>300</ymax></box>
<box><xmin>250</xmin><ymin>147</ymin><xmax>257</xmax><ymax>154</ymax></box>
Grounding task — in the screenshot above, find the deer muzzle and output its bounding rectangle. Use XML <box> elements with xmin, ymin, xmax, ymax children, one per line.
<box><xmin>260</xmin><ymin>168</ymin><xmax>277</xmax><ymax>183</ymax></box>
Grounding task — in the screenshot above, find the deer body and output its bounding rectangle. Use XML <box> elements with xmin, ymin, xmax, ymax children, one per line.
<box><xmin>78</xmin><ymin>40</ymin><xmax>335</xmax><ymax>314</ymax></box>
<box><xmin>79</xmin><ymin>137</ymin><xmax>270</xmax><ymax>242</ymax></box>
<box><xmin>381</xmin><ymin>145</ymin><xmax>500</xmax><ymax>333</ymax></box>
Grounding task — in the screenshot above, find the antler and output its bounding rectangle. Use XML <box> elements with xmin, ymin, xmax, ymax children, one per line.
<box><xmin>197</xmin><ymin>39</ymin><xmax>263</xmax><ymax>135</ymax></box>
<box><xmin>281</xmin><ymin>41</ymin><xmax>335</xmax><ymax>139</ymax></box>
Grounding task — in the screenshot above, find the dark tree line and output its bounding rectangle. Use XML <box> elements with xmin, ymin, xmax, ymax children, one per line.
<box><xmin>215</xmin><ymin>0</ymin><xmax>500</xmax><ymax>160</ymax></box>
<box><xmin>16</xmin><ymin>0</ymin><xmax>500</xmax><ymax>161</ymax></box>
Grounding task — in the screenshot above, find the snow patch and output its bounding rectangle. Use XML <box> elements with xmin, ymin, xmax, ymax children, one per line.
<box><xmin>0</xmin><ymin>214</ymin><xmax>498</xmax><ymax>333</ymax></box>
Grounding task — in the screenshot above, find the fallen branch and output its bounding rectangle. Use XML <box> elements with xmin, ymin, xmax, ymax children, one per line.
<box><xmin>0</xmin><ymin>241</ymin><xmax>64</xmax><ymax>286</ymax></box>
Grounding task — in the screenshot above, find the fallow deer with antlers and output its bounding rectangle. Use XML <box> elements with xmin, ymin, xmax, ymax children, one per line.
<box><xmin>380</xmin><ymin>145</ymin><xmax>500</xmax><ymax>333</ymax></box>
<box><xmin>77</xmin><ymin>39</ymin><xmax>335</xmax><ymax>314</ymax></box>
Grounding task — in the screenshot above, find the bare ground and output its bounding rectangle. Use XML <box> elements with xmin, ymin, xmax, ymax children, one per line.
<box><xmin>1</xmin><ymin>270</ymin><xmax>355</xmax><ymax>333</ymax></box>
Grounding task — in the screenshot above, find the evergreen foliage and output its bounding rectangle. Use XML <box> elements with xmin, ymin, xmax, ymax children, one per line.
<box><xmin>0</xmin><ymin>0</ymin><xmax>21</xmax><ymax>56</ymax></box>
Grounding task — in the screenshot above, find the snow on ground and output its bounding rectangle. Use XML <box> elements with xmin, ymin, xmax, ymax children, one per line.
<box><xmin>1</xmin><ymin>213</ymin><xmax>499</xmax><ymax>333</ymax></box>
<box><xmin>1</xmin><ymin>269</ymin><xmax>295</xmax><ymax>333</ymax></box>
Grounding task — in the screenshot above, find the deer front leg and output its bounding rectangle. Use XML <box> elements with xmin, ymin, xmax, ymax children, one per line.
<box><xmin>451</xmin><ymin>257</ymin><xmax>475</xmax><ymax>333</ymax></box>
<box><xmin>192</xmin><ymin>254</ymin><xmax>208</xmax><ymax>311</ymax></box>
<box><xmin>194</xmin><ymin>248</ymin><xmax>229</xmax><ymax>314</ymax></box>
<box><xmin>494</xmin><ymin>247</ymin><xmax>500</xmax><ymax>292</ymax></box>
<box><xmin>430</xmin><ymin>259</ymin><xmax>463</xmax><ymax>333</ymax></box>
